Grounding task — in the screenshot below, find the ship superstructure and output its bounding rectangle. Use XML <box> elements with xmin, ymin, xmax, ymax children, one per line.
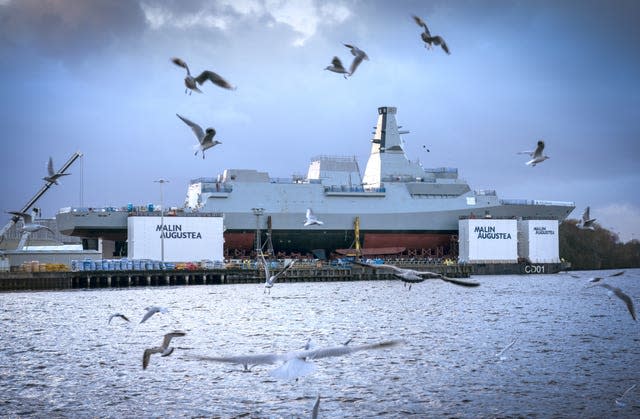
<box><xmin>57</xmin><ymin>106</ymin><xmax>575</xmax><ymax>258</ymax></box>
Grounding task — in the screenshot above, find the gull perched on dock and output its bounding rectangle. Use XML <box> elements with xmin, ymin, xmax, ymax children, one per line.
<box><xmin>140</xmin><ymin>306</ymin><xmax>169</xmax><ymax>324</ymax></box>
<box><xmin>108</xmin><ymin>313</ymin><xmax>130</xmax><ymax>324</ymax></box>
<box><xmin>518</xmin><ymin>140</ymin><xmax>549</xmax><ymax>166</ymax></box>
<box><xmin>304</xmin><ymin>208</ymin><xmax>324</xmax><ymax>226</ymax></box>
<box><xmin>412</xmin><ymin>15</ymin><xmax>450</xmax><ymax>54</ymax></box>
<box><xmin>43</xmin><ymin>157</ymin><xmax>70</xmax><ymax>185</ymax></box>
<box><xmin>324</xmin><ymin>56</ymin><xmax>350</xmax><ymax>78</ymax></box>
<box><xmin>194</xmin><ymin>338</ymin><xmax>404</xmax><ymax>380</ymax></box>
<box><xmin>258</xmin><ymin>251</ymin><xmax>296</xmax><ymax>293</ymax></box>
<box><xmin>597</xmin><ymin>283</ymin><xmax>636</xmax><ymax>321</ymax></box>
<box><xmin>343</xmin><ymin>43</ymin><xmax>369</xmax><ymax>76</ymax></box>
<box><xmin>142</xmin><ymin>331</ymin><xmax>186</xmax><ymax>370</ymax></box>
<box><xmin>171</xmin><ymin>57</ymin><xmax>236</xmax><ymax>94</ymax></box>
<box><xmin>176</xmin><ymin>114</ymin><xmax>221</xmax><ymax>159</ymax></box>
<box><xmin>354</xmin><ymin>260</ymin><xmax>480</xmax><ymax>290</ymax></box>
<box><xmin>577</xmin><ymin>206</ymin><xmax>596</xmax><ymax>230</ymax></box>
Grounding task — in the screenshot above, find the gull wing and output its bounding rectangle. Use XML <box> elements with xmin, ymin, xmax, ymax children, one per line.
<box><xmin>258</xmin><ymin>251</ymin><xmax>271</xmax><ymax>280</ymax></box>
<box><xmin>432</xmin><ymin>36</ymin><xmax>450</xmax><ymax>54</ymax></box>
<box><xmin>599</xmin><ymin>284</ymin><xmax>637</xmax><ymax>321</ymax></box>
<box><xmin>412</xmin><ymin>15</ymin><xmax>431</xmax><ymax>36</ymax></box>
<box><xmin>8</xmin><ymin>211</ymin><xmax>32</xmax><ymax>225</ymax></box>
<box><xmin>439</xmin><ymin>276</ymin><xmax>481</xmax><ymax>287</ymax></box>
<box><xmin>272</xmin><ymin>260</ymin><xmax>296</xmax><ymax>281</ymax></box>
<box><xmin>300</xmin><ymin>339</ymin><xmax>404</xmax><ymax>360</ymax></box>
<box><xmin>161</xmin><ymin>331</ymin><xmax>186</xmax><ymax>348</ymax></box>
<box><xmin>195</xmin><ymin>70</ymin><xmax>236</xmax><ymax>90</ymax></box>
<box><xmin>311</xmin><ymin>394</ymin><xmax>320</xmax><ymax>419</ymax></box>
<box><xmin>171</xmin><ymin>57</ymin><xmax>190</xmax><ymax>75</ymax></box>
<box><xmin>143</xmin><ymin>347</ymin><xmax>163</xmax><ymax>369</ymax></box>
<box><xmin>47</xmin><ymin>157</ymin><xmax>55</xmax><ymax>177</ymax></box>
<box><xmin>176</xmin><ymin>114</ymin><xmax>205</xmax><ymax>143</ymax></box>
<box><xmin>331</xmin><ymin>57</ymin><xmax>346</xmax><ymax>72</ymax></box>
<box><xmin>349</xmin><ymin>54</ymin><xmax>365</xmax><ymax>76</ymax></box>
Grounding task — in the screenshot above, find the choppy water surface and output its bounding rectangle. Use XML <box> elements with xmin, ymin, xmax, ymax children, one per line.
<box><xmin>1</xmin><ymin>269</ymin><xmax>639</xmax><ymax>418</ymax></box>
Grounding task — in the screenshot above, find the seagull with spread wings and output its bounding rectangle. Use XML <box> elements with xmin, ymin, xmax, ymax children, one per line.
<box><xmin>518</xmin><ymin>140</ymin><xmax>549</xmax><ymax>166</ymax></box>
<box><xmin>304</xmin><ymin>208</ymin><xmax>324</xmax><ymax>226</ymax></box>
<box><xmin>142</xmin><ymin>331</ymin><xmax>186</xmax><ymax>370</ymax></box>
<box><xmin>176</xmin><ymin>114</ymin><xmax>221</xmax><ymax>159</ymax></box>
<box><xmin>577</xmin><ymin>206</ymin><xmax>597</xmax><ymax>230</ymax></box>
<box><xmin>258</xmin><ymin>251</ymin><xmax>296</xmax><ymax>293</ymax></box>
<box><xmin>194</xmin><ymin>339</ymin><xmax>404</xmax><ymax>379</ymax></box>
<box><xmin>324</xmin><ymin>56</ymin><xmax>350</xmax><ymax>78</ymax></box>
<box><xmin>354</xmin><ymin>260</ymin><xmax>480</xmax><ymax>289</ymax></box>
<box><xmin>412</xmin><ymin>15</ymin><xmax>450</xmax><ymax>54</ymax></box>
<box><xmin>171</xmin><ymin>57</ymin><xmax>236</xmax><ymax>94</ymax></box>
<box><xmin>43</xmin><ymin>157</ymin><xmax>70</xmax><ymax>185</ymax></box>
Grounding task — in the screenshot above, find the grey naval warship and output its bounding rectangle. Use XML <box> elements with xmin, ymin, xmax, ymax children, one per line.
<box><xmin>56</xmin><ymin>106</ymin><xmax>575</xmax><ymax>257</ymax></box>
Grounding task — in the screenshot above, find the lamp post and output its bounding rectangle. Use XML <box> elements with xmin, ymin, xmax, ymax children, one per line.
<box><xmin>154</xmin><ymin>179</ymin><xmax>169</xmax><ymax>263</ymax></box>
<box><xmin>251</xmin><ymin>207</ymin><xmax>264</xmax><ymax>254</ymax></box>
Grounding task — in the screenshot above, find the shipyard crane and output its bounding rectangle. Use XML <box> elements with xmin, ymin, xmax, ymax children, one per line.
<box><xmin>0</xmin><ymin>151</ymin><xmax>83</xmax><ymax>247</ymax></box>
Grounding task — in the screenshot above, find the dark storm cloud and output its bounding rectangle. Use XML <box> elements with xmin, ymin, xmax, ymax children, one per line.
<box><xmin>0</xmin><ymin>0</ymin><xmax>146</xmax><ymax>59</ymax></box>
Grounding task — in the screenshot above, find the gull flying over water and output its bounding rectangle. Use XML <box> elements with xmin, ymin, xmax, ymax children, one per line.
<box><xmin>140</xmin><ymin>306</ymin><xmax>169</xmax><ymax>324</ymax></box>
<box><xmin>142</xmin><ymin>331</ymin><xmax>186</xmax><ymax>370</ymax></box>
<box><xmin>171</xmin><ymin>57</ymin><xmax>236</xmax><ymax>94</ymax></box>
<box><xmin>324</xmin><ymin>56</ymin><xmax>350</xmax><ymax>78</ymax></box>
<box><xmin>195</xmin><ymin>338</ymin><xmax>404</xmax><ymax>379</ymax></box>
<box><xmin>311</xmin><ymin>394</ymin><xmax>320</xmax><ymax>419</ymax></box>
<box><xmin>354</xmin><ymin>260</ymin><xmax>480</xmax><ymax>290</ymax></box>
<box><xmin>176</xmin><ymin>114</ymin><xmax>221</xmax><ymax>159</ymax></box>
<box><xmin>108</xmin><ymin>313</ymin><xmax>130</xmax><ymax>324</ymax></box>
<box><xmin>518</xmin><ymin>140</ymin><xmax>549</xmax><ymax>166</ymax></box>
<box><xmin>343</xmin><ymin>43</ymin><xmax>369</xmax><ymax>76</ymax></box>
<box><xmin>258</xmin><ymin>251</ymin><xmax>296</xmax><ymax>293</ymax></box>
<box><xmin>43</xmin><ymin>157</ymin><xmax>70</xmax><ymax>185</ymax></box>
<box><xmin>597</xmin><ymin>283</ymin><xmax>636</xmax><ymax>321</ymax></box>
<box><xmin>304</xmin><ymin>208</ymin><xmax>324</xmax><ymax>226</ymax></box>
<box><xmin>412</xmin><ymin>15</ymin><xmax>450</xmax><ymax>54</ymax></box>
<box><xmin>577</xmin><ymin>206</ymin><xmax>596</xmax><ymax>230</ymax></box>
<box><xmin>587</xmin><ymin>270</ymin><xmax>625</xmax><ymax>283</ymax></box>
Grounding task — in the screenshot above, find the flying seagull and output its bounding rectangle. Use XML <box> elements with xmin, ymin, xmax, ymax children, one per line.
<box><xmin>304</xmin><ymin>208</ymin><xmax>324</xmax><ymax>226</ymax></box>
<box><xmin>140</xmin><ymin>306</ymin><xmax>169</xmax><ymax>324</ymax></box>
<box><xmin>176</xmin><ymin>114</ymin><xmax>221</xmax><ymax>159</ymax></box>
<box><xmin>108</xmin><ymin>313</ymin><xmax>130</xmax><ymax>324</ymax></box>
<box><xmin>412</xmin><ymin>15</ymin><xmax>450</xmax><ymax>54</ymax></box>
<box><xmin>142</xmin><ymin>331</ymin><xmax>186</xmax><ymax>370</ymax></box>
<box><xmin>43</xmin><ymin>157</ymin><xmax>70</xmax><ymax>185</ymax></box>
<box><xmin>258</xmin><ymin>251</ymin><xmax>296</xmax><ymax>293</ymax></box>
<box><xmin>324</xmin><ymin>56</ymin><xmax>350</xmax><ymax>78</ymax></box>
<box><xmin>518</xmin><ymin>140</ymin><xmax>549</xmax><ymax>166</ymax></box>
<box><xmin>354</xmin><ymin>260</ymin><xmax>480</xmax><ymax>289</ymax></box>
<box><xmin>577</xmin><ymin>206</ymin><xmax>596</xmax><ymax>230</ymax></box>
<box><xmin>598</xmin><ymin>283</ymin><xmax>636</xmax><ymax>321</ymax></box>
<box><xmin>496</xmin><ymin>338</ymin><xmax>518</xmax><ymax>360</ymax></box>
<box><xmin>7</xmin><ymin>211</ymin><xmax>55</xmax><ymax>235</ymax></box>
<box><xmin>171</xmin><ymin>57</ymin><xmax>236</xmax><ymax>94</ymax></box>
<box><xmin>194</xmin><ymin>338</ymin><xmax>404</xmax><ymax>380</ymax></box>
<box><xmin>343</xmin><ymin>43</ymin><xmax>369</xmax><ymax>76</ymax></box>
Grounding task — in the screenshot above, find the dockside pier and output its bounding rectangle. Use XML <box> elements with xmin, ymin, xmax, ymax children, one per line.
<box><xmin>0</xmin><ymin>263</ymin><xmax>471</xmax><ymax>291</ymax></box>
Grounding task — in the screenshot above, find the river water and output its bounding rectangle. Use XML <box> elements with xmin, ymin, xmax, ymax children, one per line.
<box><xmin>1</xmin><ymin>269</ymin><xmax>639</xmax><ymax>418</ymax></box>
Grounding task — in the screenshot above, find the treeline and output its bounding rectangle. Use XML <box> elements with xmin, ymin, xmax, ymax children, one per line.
<box><xmin>559</xmin><ymin>220</ymin><xmax>640</xmax><ymax>270</ymax></box>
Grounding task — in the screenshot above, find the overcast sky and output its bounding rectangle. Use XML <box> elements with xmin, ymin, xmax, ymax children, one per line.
<box><xmin>1</xmin><ymin>0</ymin><xmax>638</xmax><ymax>242</ymax></box>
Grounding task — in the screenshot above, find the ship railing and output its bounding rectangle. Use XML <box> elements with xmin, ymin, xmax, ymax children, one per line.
<box><xmin>323</xmin><ymin>185</ymin><xmax>385</xmax><ymax>193</ymax></box>
<box><xmin>475</xmin><ymin>189</ymin><xmax>497</xmax><ymax>196</ymax></box>
<box><xmin>500</xmin><ymin>199</ymin><xmax>575</xmax><ymax>207</ymax></box>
